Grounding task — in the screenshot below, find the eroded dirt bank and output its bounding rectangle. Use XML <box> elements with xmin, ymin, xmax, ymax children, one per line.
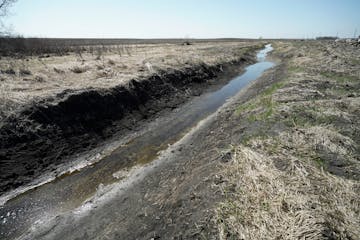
<box><xmin>17</xmin><ymin>40</ymin><xmax>360</xmax><ymax>240</ymax></box>
<box><xmin>0</xmin><ymin>44</ymin><xmax>262</xmax><ymax>196</ymax></box>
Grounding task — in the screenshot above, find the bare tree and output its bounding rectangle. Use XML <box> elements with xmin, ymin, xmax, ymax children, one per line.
<box><xmin>0</xmin><ymin>0</ymin><xmax>17</xmax><ymax>35</ymax></box>
<box><xmin>0</xmin><ymin>0</ymin><xmax>17</xmax><ymax>16</ymax></box>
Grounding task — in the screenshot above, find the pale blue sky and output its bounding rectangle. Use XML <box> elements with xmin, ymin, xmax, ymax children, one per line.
<box><xmin>5</xmin><ymin>0</ymin><xmax>360</xmax><ymax>38</ymax></box>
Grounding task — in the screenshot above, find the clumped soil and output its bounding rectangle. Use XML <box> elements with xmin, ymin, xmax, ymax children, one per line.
<box><xmin>0</xmin><ymin>45</ymin><xmax>260</xmax><ymax>195</ymax></box>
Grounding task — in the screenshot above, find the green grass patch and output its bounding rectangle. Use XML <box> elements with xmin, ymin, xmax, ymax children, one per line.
<box><xmin>235</xmin><ymin>81</ymin><xmax>286</xmax><ymax>118</ymax></box>
<box><xmin>234</xmin><ymin>81</ymin><xmax>288</xmax><ymax>145</ymax></box>
<box><xmin>247</xmin><ymin>96</ymin><xmax>277</xmax><ymax>122</ymax></box>
<box><xmin>288</xmin><ymin>65</ymin><xmax>305</xmax><ymax>73</ymax></box>
<box><xmin>320</xmin><ymin>71</ymin><xmax>359</xmax><ymax>83</ymax></box>
<box><xmin>234</xmin><ymin>100</ymin><xmax>258</xmax><ymax>115</ymax></box>
<box><xmin>218</xmin><ymin>200</ymin><xmax>244</xmax><ymax>223</ymax></box>
<box><xmin>262</xmin><ymin>82</ymin><xmax>286</xmax><ymax>96</ymax></box>
<box><xmin>261</xmin><ymin>201</ymin><xmax>270</xmax><ymax>211</ymax></box>
<box><xmin>284</xmin><ymin>114</ymin><xmax>310</xmax><ymax>128</ymax></box>
<box><xmin>285</xmin><ymin>111</ymin><xmax>331</xmax><ymax>128</ymax></box>
<box><xmin>313</xmin><ymin>155</ymin><xmax>326</xmax><ymax>169</ymax></box>
<box><xmin>283</xmin><ymin>103</ymin><xmax>343</xmax><ymax>128</ymax></box>
<box><xmin>295</xmin><ymin>150</ymin><xmax>327</xmax><ymax>169</ymax></box>
<box><xmin>349</xmin><ymin>58</ymin><xmax>360</xmax><ymax>65</ymax></box>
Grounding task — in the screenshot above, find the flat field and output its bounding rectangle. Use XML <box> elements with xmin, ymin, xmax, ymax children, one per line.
<box><xmin>0</xmin><ymin>40</ymin><xmax>259</xmax><ymax>118</ymax></box>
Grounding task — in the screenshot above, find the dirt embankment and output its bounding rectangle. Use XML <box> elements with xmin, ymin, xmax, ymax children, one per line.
<box><xmin>0</xmin><ymin>41</ymin><xmax>261</xmax><ymax>117</ymax></box>
<box><xmin>0</xmin><ymin>44</ymin><xmax>262</xmax><ymax>195</ymax></box>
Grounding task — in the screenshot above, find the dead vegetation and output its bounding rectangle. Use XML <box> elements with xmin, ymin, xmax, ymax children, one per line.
<box><xmin>69</xmin><ymin>65</ymin><xmax>88</xmax><ymax>74</ymax></box>
<box><xmin>0</xmin><ymin>41</ymin><xmax>262</xmax><ymax>120</ymax></box>
<box><xmin>216</xmin><ymin>142</ymin><xmax>359</xmax><ymax>239</ymax></box>
<box><xmin>215</xmin><ymin>40</ymin><xmax>360</xmax><ymax>239</ymax></box>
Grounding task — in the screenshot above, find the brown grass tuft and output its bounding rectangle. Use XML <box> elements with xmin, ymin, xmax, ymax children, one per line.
<box><xmin>216</xmin><ymin>142</ymin><xmax>360</xmax><ymax>239</ymax></box>
<box><xmin>70</xmin><ymin>66</ymin><xmax>88</xmax><ymax>74</ymax></box>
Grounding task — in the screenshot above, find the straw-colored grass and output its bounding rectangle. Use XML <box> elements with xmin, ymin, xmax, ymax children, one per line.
<box><xmin>216</xmin><ymin>140</ymin><xmax>359</xmax><ymax>239</ymax></box>
<box><xmin>0</xmin><ymin>41</ymin><xmax>262</xmax><ymax>120</ymax></box>
<box><xmin>215</xmin><ymin>40</ymin><xmax>360</xmax><ymax>240</ymax></box>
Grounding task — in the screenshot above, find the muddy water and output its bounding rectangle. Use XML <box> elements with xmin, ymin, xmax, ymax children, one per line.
<box><xmin>0</xmin><ymin>44</ymin><xmax>274</xmax><ymax>239</ymax></box>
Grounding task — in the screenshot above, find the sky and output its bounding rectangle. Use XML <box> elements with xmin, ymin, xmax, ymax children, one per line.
<box><xmin>4</xmin><ymin>0</ymin><xmax>360</xmax><ymax>39</ymax></box>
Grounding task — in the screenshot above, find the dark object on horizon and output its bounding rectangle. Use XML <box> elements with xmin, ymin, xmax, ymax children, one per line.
<box><xmin>316</xmin><ymin>36</ymin><xmax>338</xmax><ymax>40</ymax></box>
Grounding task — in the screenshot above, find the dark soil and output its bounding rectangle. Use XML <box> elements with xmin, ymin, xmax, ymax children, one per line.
<box><xmin>0</xmin><ymin>54</ymin><xmax>257</xmax><ymax>195</ymax></box>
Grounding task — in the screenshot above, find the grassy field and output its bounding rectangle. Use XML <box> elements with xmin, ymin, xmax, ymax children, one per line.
<box><xmin>0</xmin><ymin>40</ymin><xmax>261</xmax><ymax>119</ymax></box>
<box><xmin>215</xmin><ymin>40</ymin><xmax>360</xmax><ymax>239</ymax></box>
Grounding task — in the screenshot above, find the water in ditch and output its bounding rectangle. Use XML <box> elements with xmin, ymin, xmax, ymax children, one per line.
<box><xmin>0</xmin><ymin>44</ymin><xmax>274</xmax><ymax>239</ymax></box>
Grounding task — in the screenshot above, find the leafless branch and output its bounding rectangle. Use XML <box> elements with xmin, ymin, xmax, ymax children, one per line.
<box><xmin>0</xmin><ymin>0</ymin><xmax>17</xmax><ymax>35</ymax></box>
<box><xmin>0</xmin><ymin>0</ymin><xmax>16</xmax><ymax>16</ymax></box>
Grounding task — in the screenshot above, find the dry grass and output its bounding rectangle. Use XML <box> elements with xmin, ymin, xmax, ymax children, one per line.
<box><xmin>216</xmin><ymin>141</ymin><xmax>359</xmax><ymax>239</ymax></box>
<box><xmin>0</xmin><ymin>41</ymin><xmax>262</xmax><ymax>118</ymax></box>
<box><xmin>69</xmin><ymin>65</ymin><xmax>88</xmax><ymax>74</ymax></box>
<box><xmin>215</xmin><ymin>41</ymin><xmax>360</xmax><ymax>239</ymax></box>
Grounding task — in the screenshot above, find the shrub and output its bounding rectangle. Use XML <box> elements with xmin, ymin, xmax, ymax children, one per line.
<box><xmin>2</xmin><ymin>69</ymin><xmax>15</xmax><ymax>74</ymax></box>
<box><xmin>108</xmin><ymin>59</ymin><xmax>115</xmax><ymax>65</ymax></box>
<box><xmin>96</xmin><ymin>65</ymin><xmax>104</xmax><ymax>70</ymax></box>
<box><xmin>96</xmin><ymin>68</ymin><xmax>113</xmax><ymax>78</ymax></box>
<box><xmin>34</xmin><ymin>74</ymin><xmax>46</xmax><ymax>82</ymax></box>
<box><xmin>19</xmin><ymin>69</ymin><xmax>31</xmax><ymax>75</ymax></box>
<box><xmin>53</xmin><ymin>67</ymin><xmax>65</xmax><ymax>74</ymax></box>
<box><xmin>70</xmin><ymin>66</ymin><xmax>87</xmax><ymax>74</ymax></box>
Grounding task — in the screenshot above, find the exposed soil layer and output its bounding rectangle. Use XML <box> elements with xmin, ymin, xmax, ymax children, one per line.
<box><xmin>3</xmin><ymin>45</ymin><xmax>277</xmax><ymax>240</ymax></box>
<box><xmin>0</xmin><ymin>53</ymin><xmax>257</xmax><ymax>195</ymax></box>
<box><xmin>0</xmin><ymin>41</ymin><xmax>261</xmax><ymax>117</ymax></box>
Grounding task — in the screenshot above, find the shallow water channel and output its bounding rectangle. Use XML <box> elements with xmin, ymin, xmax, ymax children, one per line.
<box><xmin>0</xmin><ymin>44</ymin><xmax>274</xmax><ymax>239</ymax></box>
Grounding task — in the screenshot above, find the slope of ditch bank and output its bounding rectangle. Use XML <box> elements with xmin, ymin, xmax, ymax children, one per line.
<box><xmin>5</xmin><ymin>40</ymin><xmax>358</xmax><ymax>240</ymax></box>
<box><xmin>1</xmin><ymin>43</ymin><xmax>277</xmax><ymax>240</ymax></box>
<box><xmin>214</xmin><ymin>40</ymin><xmax>360</xmax><ymax>239</ymax></box>
<box><xmin>0</xmin><ymin>46</ymin><xmax>262</xmax><ymax>196</ymax></box>
<box><xmin>0</xmin><ymin>44</ymin><xmax>275</xmax><ymax>240</ymax></box>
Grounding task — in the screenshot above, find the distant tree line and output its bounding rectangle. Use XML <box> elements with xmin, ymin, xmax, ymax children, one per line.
<box><xmin>0</xmin><ymin>37</ymin><xmax>76</xmax><ymax>56</ymax></box>
<box><xmin>316</xmin><ymin>36</ymin><xmax>338</xmax><ymax>40</ymax></box>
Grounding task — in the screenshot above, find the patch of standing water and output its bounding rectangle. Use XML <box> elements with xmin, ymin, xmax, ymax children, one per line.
<box><xmin>186</xmin><ymin>44</ymin><xmax>274</xmax><ymax>116</ymax></box>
